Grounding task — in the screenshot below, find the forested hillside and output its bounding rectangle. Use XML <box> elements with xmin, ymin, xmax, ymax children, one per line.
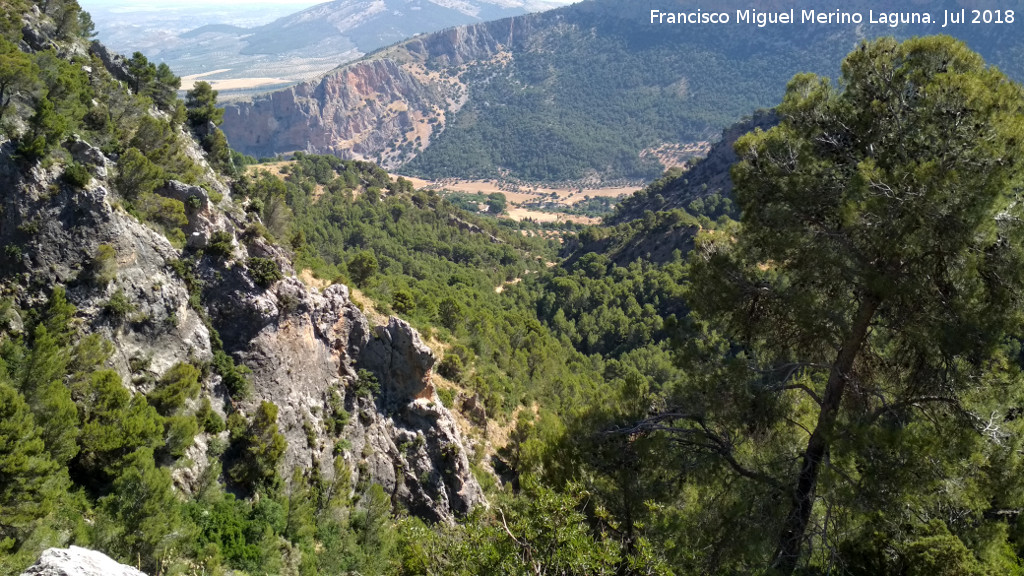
<box><xmin>6</xmin><ymin>0</ymin><xmax>1024</xmax><ymax>575</ymax></box>
<box><xmin>223</xmin><ymin>0</ymin><xmax>1024</xmax><ymax>184</ymax></box>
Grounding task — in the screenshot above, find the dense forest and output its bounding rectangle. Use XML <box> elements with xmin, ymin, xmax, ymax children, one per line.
<box><xmin>4</xmin><ymin>1</ymin><xmax>1024</xmax><ymax>575</ymax></box>
<box><xmin>398</xmin><ymin>0</ymin><xmax>1024</xmax><ymax>184</ymax></box>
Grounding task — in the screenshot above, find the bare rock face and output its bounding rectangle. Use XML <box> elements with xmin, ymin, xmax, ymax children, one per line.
<box><xmin>0</xmin><ymin>161</ymin><xmax>212</xmax><ymax>380</ymax></box>
<box><xmin>361</xmin><ymin>317</ymin><xmax>437</xmax><ymax>409</ymax></box>
<box><xmin>88</xmin><ymin>41</ymin><xmax>133</xmax><ymax>86</ymax></box>
<box><xmin>66</xmin><ymin>137</ymin><xmax>108</xmax><ymax>178</ymax></box>
<box><xmin>20</xmin><ymin>546</ymin><xmax>147</xmax><ymax>576</ymax></box>
<box><xmin>221</xmin><ymin>59</ymin><xmax>453</xmax><ymax>164</ymax></box>
<box><xmin>208</xmin><ymin>276</ymin><xmax>485</xmax><ymax>521</ymax></box>
<box><xmin>220</xmin><ymin>12</ymin><xmax>549</xmax><ymax>165</ymax></box>
<box><xmin>155</xmin><ymin>180</ymin><xmax>234</xmax><ymax>250</ymax></box>
<box><xmin>1</xmin><ymin>127</ymin><xmax>485</xmax><ymax>521</ymax></box>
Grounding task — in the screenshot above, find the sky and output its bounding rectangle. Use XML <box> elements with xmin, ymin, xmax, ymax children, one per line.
<box><xmin>81</xmin><ymin>0</ymin><xmax>324</xmax><ymax>6</ymax></box>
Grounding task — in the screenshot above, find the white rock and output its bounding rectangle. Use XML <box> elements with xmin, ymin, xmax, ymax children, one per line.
<box><xmin>20</xmin><ymin>546</ymin><xmax>147</xmax><ymax>576</ymax></box>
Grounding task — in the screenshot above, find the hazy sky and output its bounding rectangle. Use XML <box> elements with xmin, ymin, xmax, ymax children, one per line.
<box><xmin>81</xmin><ymin>0</ymin><xmax>324</xmax><ymax>6</ymax></box>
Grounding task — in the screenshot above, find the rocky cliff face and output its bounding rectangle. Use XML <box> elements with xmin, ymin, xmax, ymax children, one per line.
<box><xmin>0</xmin><ymin>127</ymin><xmax>484</xmax><ymax>524</ymax></box>
<box><xmin>220</xmin><ymin>11</ymin><xmax>548</xmax><ymax>165</ymax></box>
<box><xmin>221</xmin><ymin>58</ymin><xmax>457</xmax><ymax>164</ymax></box>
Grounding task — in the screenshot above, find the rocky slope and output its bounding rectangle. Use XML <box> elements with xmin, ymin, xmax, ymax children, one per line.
<box><xmin>221</xmin><ymin>58</ymin><xmax>459</xmax><ymax>162</ymax></box>
<box><xmin>90</xmin><ymin>0</ymin><xmax>573</xmax><ymax>96</ymax></box>
<box><xmin>222</xmin><ymin>0</ymin><xmax>1024</xmax><ymax>182</ymax></box>
<box><xmin>606</xmin><ymin>110</ymin><xmax>779</xmax><ymax>225</ymax></box>
<box><xmin>0</xmin><ymin>85</ymin><xmax>483</xmax><ymax>528</ymax></box>
<box><xmin>220</xmin><ymin>13</ymin><xmax>531</xmax><ymax>164</ymax></box>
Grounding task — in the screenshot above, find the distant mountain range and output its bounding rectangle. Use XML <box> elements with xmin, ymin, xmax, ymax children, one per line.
<box><xmin>88</xmin><ymin>0</ymin><xmax>573</xmax><ymax>95</ymax></box>
<box><xmin>221</xmin><ymin>0</ymin><xmax>1024</xmax><ymax>183</ymax></box>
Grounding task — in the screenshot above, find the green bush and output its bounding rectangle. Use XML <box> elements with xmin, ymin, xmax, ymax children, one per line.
<box><xmin>437</xmin><ymin>354</ymin><xmax>463</xmax><ymax>383</ymax></box>
<box><xmin>228</xmin><ymin>401</ymin><xmax>286</xmax><ymax>491</ymax></box>
<box><xmin>437</xmin><ymin>387</ymin><xmax>455</xmax><ymax>409</ymax></box>
<box><xmin>347</xmin><ymin>251</ymin><xmax>378</xmax><ymax>285</ymax></box>
<box><xmin>206</xmin><ymin>231</ymin><xmax>234</xmax><ymax>259</ymax></box>
<box><xmin>62</xmin><ymin>162</ymin><xmax>92</xmax><ymax>187</ymax></box>
<box><xmin>247</xmin><ymin>257</ymin><xmax>283</xmax><ymax>288</ymax></box>
<box><xmin>114</xmin><ymin>147</ymin><xmax>163</xmax><ymax>200</ymax></box>
<box><xmin>213</xmin><ymin>350</ymin><xmax>251</xmax><ymax>398</ymax></box>
<box><xmin>90</xmin><ymin>244</ymin><xmax>118</xmax><ymax>285</ymax></box>
<box><xmin>137</xmin><ymin>193</ymin><xmax>187</xmax><ymax>230</ymax></box>
<box><xmin>353</xmin><ymin>369</ymin><xmax>380</xmax><ymax>398</ymax></box>
<box><xmin>103</xmin><ymin>288</ymin><xmax>135</xmax><ymax>320</ymax></box>
<box><xmin>197</xmin><ymin>397</ymin><xmax>225</xmax><ymax>434</ymax></box>
<box><xmin>392</xmin><ymin>289</ymin><xmax>415</xmax><ymax>315</ymax></box>
<box><xmin>163</xmin><ymin>414</ymin><xmax>198</xmax><ymax>459</ymax></box>
<box><xmin>147</xmin><ymin>362</ymin><xmax>201</xmax><ymax>416</ymax></box>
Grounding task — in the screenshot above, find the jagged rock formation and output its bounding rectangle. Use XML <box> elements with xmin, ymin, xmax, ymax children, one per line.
<box><xmin>0</xmin><ymin>159</ymin><xmax>213</xmax><ymax>378</ymax></box>
<box><xmin>19</xmin><ymin>547</ymin><xmax>146</xmax><ymax>576</ymax></box>
<box><xmin>0</xmin><ymin>109</ymin><xmax>483</xmax><ymax>526</ymax></box>
<box><xmin>221</xmin><ymin>58</ymin><xmax>458</xmax><ymax>163</ymax></box>
<box><xmin>220</xmin><ymin>13</ymin><xmax>540</xmax><ymax>165</ymax></box>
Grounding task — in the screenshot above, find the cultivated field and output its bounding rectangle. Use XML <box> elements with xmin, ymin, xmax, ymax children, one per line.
<box><xmin>396</xmin><ymin>175</ymin><xmax>637</xmax><ymax>207</ymax></box>
<box><xmin>181</xmin><ymin>70</ymin><xmax>293</xmax><ymax>92</ymax></box>
<box><xmin>246</xmin><ymin>161</ymin><xmax>627</xmax><ymax>225</ymax></box>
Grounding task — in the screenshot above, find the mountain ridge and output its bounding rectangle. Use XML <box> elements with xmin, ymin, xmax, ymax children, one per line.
<box><xmin>221</xmin><ymin>0</ymin><xmax>1024</xmax><ymax>184</ymax></box>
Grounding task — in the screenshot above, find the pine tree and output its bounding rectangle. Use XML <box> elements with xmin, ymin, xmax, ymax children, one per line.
<box><xmin>685</xmin><ymin>36</ymin><xmax>1024</xmax><ymax>574</ymax></box>
<box><xmin>185</xmin><ymin>81</ymin><xmax>224</xmax><ymax>128</ymax></box>
<box><xmin>77</xmin><ymin>370</ymin><xmax>163</xmax><ymax>480</ymax></box>
<box><xmin>0</xmin><ymin>382</ymin><xmax>62</xmax><ymax>542</ymax></box>
<box><xmin>229</xmin><ymin>401</ymin><xmax>286</xmax><ymax>491</ymax></box>
<box><xmin>97</xmin><ymin>447</ymin><xmax>181</xmax><ymax>572</ymax></box>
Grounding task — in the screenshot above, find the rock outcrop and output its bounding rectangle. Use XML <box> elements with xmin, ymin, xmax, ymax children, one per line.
<box><xmin>20</xmin><ymin>547</ymin><xmax>146</xmax><ymax>576</ymax></box>
<box><xmin>222</xmin><ymin>58</ymin><xmax>457</xmax><ymax>164</ymax></box>
<box><xmin>202</xmin><ymin>275</ymin><xmax>485</xmax><ymax>521</ymax></box>
<box><xmin>0</xmin><ymin>158</ymin><xmax>213</xmax><ymax>378</ymax></box>
<box><xmin>0</xmin><ymin>125</ymin><xmax>484</xmax><ymax>523</ymax></box>
<box><xmin>220</xmin><ymin>13</ymin><xmax>546</xmax><ymax>164</ymax></box>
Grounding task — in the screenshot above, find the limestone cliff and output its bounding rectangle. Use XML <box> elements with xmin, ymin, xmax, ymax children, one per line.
<box><xmin>220</xmin><ymin>13</ymin><xmax>544</xmax><ymax>166</ymax></box>
<box><xmin>222</xmin><ymin>58</ymin><xmax>459</xmax><ymax>165</ymax></box>
<box><xmin>0</xmin><ymin>127</ymin><xmax>484</xmax><ymax>525</ymax></box>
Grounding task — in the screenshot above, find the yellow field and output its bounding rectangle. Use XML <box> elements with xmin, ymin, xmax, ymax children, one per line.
<box><xmin>180</xmin><ymin>70</ymin><xmax>292</xmax><ymax>91</ymax></box>
<box><xmin>396</xmin><ymin>175</ymin><xmax>637</xmax><ymax>206</ymax></box>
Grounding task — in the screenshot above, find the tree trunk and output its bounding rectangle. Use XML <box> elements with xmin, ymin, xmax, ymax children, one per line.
<box><xmin>770</xmin><ymin>295</ymin><xmax>879</xmax><ymax>575</ymax></box>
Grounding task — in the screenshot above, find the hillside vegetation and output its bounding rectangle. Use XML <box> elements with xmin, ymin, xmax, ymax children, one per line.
<box><xmin>5</xmin><ymin>1</ymin><xmax>1024</xmax><ymax>575</ymax></box>
<box><xmin>224</xmin><ymin>0</ymin><xmax>1024</xmax><ymax>185</ymax></box>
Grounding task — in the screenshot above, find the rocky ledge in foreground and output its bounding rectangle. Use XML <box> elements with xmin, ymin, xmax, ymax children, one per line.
<box><xmin>20</xmin><ymin>547</ymin><xmax>146</xmax><ymax>576</ymax></box>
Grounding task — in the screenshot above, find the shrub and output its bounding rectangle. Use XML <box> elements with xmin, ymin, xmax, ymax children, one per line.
<box><xmin>437</xmin><ymin>387</ymin><xmax>455</xmax><ymax>409</ymax></box>
<box><xmin>104</xmin><ymin>288</ymin><xmax>135</xmax><ymax>320</ymax></box>
<box><xmin>137</xmin><ymin>193</ymin><xmax>187</xmax><ymax>229</ymax></box>
<box><xmin>228</xmin><ymin>401</ymin><xmax>286</xmax><ymax>491</ymax></box>
<box><xmin>247</xmin><ymin>257</ymin><xmax>282</xmax><ymax>288</ymax></box>
<box><xmin>353</xmin><ymin>369</ymin><xmax>380</xmax><ymax>398</ymax></box>
<box><xmin>213</xmin><ymin>350</ymin><xmax>251</xmax><ymax>398</ymax></box>
<box><xmin>114</xmin><ymin>147</ymin><xmax>162</xmax><ymax>199</ymax></box>
<box><xmin>241</xmin><ymin>222</ymin><xmax>269</xmax><ymax>242</ymax></box>
<box><xmin>392</xmin><ymin>289</ymin><xmax>415</xmax><ymax>315</ymax></box>
<box><xmin>163</xmin><ymin>414</ymin><xmax>198</xmax><ymax>459</ymax></box>
<box><xmin>147</xmin><ymin>362</ymin><xmax>201</xmax><ymax>416</ymax></box>
<box><xmin>197</xmin><ymin>397</ymin><xmax>225</xmax><ymax>434</ymax></box>
<box><xmin>437</xmin><ymin>355</ymin><xmax>463</xmax><ymax>383</ymax></box>
<box><xmin>63</xmin><ymin>162</ymin><xmax>92</xmax><ymax>187</ymax></box>
<box><xmin>347</xmin><ymin>251</ymin><xmax>378</xmax><ymax>285</ymax></box>
<box><xmin>90</xmin><ymin>244</ymin><xmax>118</xmax><ymax>285</ymax></box>
<box><xmin>206</xmin><ymin>231</ymin><xmax>234</xmax><ymax>259</ymax></box>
